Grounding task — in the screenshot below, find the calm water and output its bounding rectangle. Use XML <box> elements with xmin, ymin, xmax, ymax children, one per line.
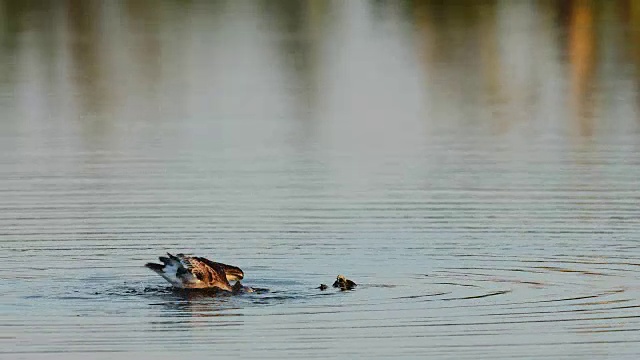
<box><xmin>2</xmin><ymin>1</ymin><xmax>640</xmax><ymax>359</ymax></box>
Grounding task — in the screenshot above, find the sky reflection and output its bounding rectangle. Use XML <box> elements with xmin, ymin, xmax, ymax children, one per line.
<box><xmin>1</xmin><ymin>1</ymin><xmax>639</xmax><ymax>144</ymax></box>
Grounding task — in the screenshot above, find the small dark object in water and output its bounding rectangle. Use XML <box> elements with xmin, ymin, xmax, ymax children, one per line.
<box><xmin>232</xmin><ymin>281</ymin><xmax>254</xmax><ymax>294</ymax></box>
<box><xmin>318</xmin><ymin>284</ymin><xmax>328</xmax><ymax>290</ymax></box>
<box><xmin>333</xmin><ymin>275</ymin><xmax>357</xmax><ymax>290</ymax></box>
<box><xmin>232</xmin><ymin>281</ymin><xmax>243</xmax><ymax>293</ymax></box>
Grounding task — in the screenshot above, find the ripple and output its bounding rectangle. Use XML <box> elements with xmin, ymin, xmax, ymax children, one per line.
<box><xmin>2</xmin><ymin>2</ymin><xmax>640</xmax><ymax>358</ymax></box>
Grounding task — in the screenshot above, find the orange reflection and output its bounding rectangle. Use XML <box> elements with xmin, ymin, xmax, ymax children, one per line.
<box><xmin>621</xmin><ymin>0</ymin><xmax>640</xmax><ymax>115</ymax></box>
<box><xmin>567</xmin><ymin>0</ymin><xmax>597</xmax><ymax>138</ymax></box>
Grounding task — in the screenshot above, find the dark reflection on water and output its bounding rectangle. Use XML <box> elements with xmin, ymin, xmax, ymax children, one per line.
<box><xmin>1</xmin><ymin>0</ymin><xmax>640</xmax><ymax>359</ymax></box>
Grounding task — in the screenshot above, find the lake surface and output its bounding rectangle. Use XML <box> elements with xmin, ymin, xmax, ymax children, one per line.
<box><xmin>1</xmin><ymin>0</ymin><xmax>640</xmax><ymax>359</ymax></box>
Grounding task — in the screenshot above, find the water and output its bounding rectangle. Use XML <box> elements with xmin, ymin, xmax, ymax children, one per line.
<box><xmin>1</xmin><ymin>1</ymin><xmax>640</xmax><ymax>358</ymax></box>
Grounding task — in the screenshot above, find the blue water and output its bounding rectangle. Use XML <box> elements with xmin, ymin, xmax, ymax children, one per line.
<box><xmin>1</xmin><ymin>1</ymin><xmax>640</xmax><ymax>359</ymax></box>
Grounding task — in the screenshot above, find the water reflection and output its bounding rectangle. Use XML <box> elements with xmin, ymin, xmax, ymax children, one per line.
<box><xmin>1</xmin><ymin>0</ymin><xmax>638</xmax><ymax>140</ymax></box>
<box><xmin>2</xmin><ymin>0</ymin><xmax>640</xmax><ymax>359</ymax></box>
